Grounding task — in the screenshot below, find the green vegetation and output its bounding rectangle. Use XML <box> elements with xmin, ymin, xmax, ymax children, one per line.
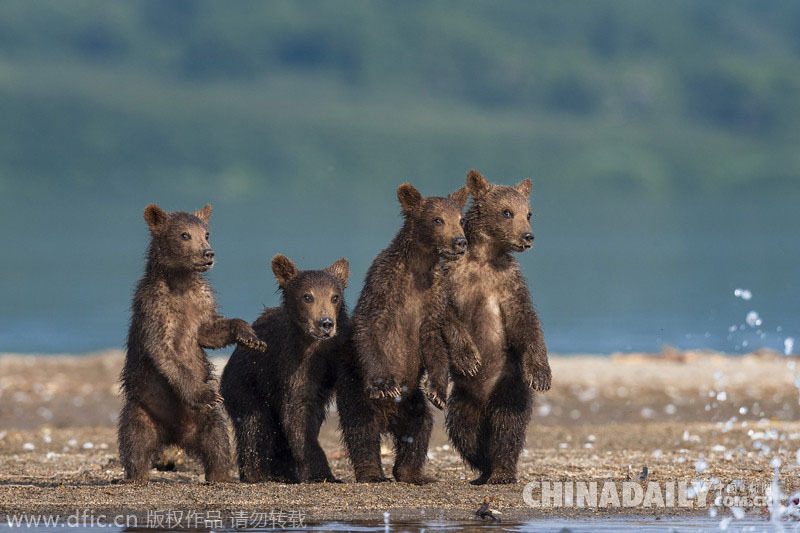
<box><xmin>1</xmin><ymin>0</ymin><xmax>799</xmax><ymax>199</ymax></box>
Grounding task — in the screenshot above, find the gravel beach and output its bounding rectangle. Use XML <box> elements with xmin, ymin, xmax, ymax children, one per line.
<box><xmin>1</xmin><ymin>350</ymin><xmax>798</xmax><ymax>524</ymax></box>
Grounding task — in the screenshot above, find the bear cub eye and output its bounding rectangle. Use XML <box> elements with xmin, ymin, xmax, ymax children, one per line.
<box><xmin>502</xmin><ymin>209</ymin><xmax>513</xmax><ymax>219</ymax></box>
<box><xmin>303</xmin><ymin>294</ymin><xmax>313</xmax><ymax>303</ymax></box>
<box><xmin>331</xmin><ymin>294</ymin><xmax>339</xmax><ymax>304</ymax></box>
<box><xmin>181</xmin><ymin>232</ymin><xmax>191</xmax><ymax>240</ymax></box>
<box><xmin>205</xmin><ymin>232</ymin><xmax>210</xmax><ymax>240</ymax></box>
<box><xmin>527</xmin><ymin>212</ymin><xmax>532</xmax><ymax>221</ymax></box>
<box><xmin>433</xmin><ymin>217</ymin><xmax>444</xmax><ymax>226</ymax></box>
<box><xmin>459</xmin><ymin>218</ymin><xmax>465</xmax><ymax>227</ymax></box>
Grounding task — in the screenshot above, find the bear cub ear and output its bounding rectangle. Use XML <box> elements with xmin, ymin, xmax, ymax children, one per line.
<box><xmin>514</xmin><ymin>178</ymin><xmax>532</xmax><ymax>197</ymax></box>
<box><xmin>397</xmin><ymin>183</ymin><xmax>423</xmax><ymax>215</ymax></box>
<box><xmin>325</xmin><ymin>258</ymin><xmax>350</xmax><ymax>289</ymax></box>
<box><xmin>143</xmin><ymin>204</ymin><xmax>168</xmax><ymax>232</ymax></box>
<box><xmin>271</xmin><ymin>254</ymin><xmax>299</xmax><ymax>289</ymax></box>
<box><xmin>448</xmin><ymin>185</ymin><xmax>469</xmax><ymax>209</ymax></box>
<box><xmin>466</xmin><ymin>170</ymin><xmax>490</xmax><ymax>198</ymax></box>
<box><xmin>194</xmin><ymin>204</ymin><xmax>212</xmax><ymax>225</ymax></box>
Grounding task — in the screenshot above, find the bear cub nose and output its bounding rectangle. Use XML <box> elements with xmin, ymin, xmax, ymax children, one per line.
<box><xmin>522</xmin><ymin>233</ymin><xmax>534</xmax><ymax>246</ymax></box>
<box><xmin>453</xmin><ymin>236</ymin><xmax>467</xmax><ymax>251</ymax></box>
<box><xmin>320</xmin><ymin>317</ymin><xmax>334</xmax><ymax>334</ymax></box>
<box><xmin>203</xmin><ymin>249</ymin><xmax>215</xmax><ymax>260</ymax></box>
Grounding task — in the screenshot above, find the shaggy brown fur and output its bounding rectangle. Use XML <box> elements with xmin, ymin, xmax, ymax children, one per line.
<box><xmin>118</xmin><ymin>204</ymin><xmax>266</xmax><ymax>484</ymax></box>
<box><xmin>444</xmin><ymin>170</ymin><xmax>551</xmax><ymax>485</ymax></box>
<box><xmin>336</xmin><ymin>183</ymin><xmax>477</xmax><ymax>484</ymax></box>
<box><xmin>221</xmin><ymin>256</ymin><xmax>350</xmax><ymax>483</ymax></box>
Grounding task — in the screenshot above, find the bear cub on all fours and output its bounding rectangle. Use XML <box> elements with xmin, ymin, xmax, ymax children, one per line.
<box><xmin>445</xmin><ymin>170</ymin><xmax>551</xmax><ymax>485</ymax></box>
<box><xmin>221</xmin><ymin>255</ymin><xmax>350</xmax><ymax>483</ymax></box>
<box><xmin>336</xmin><ymin>183</ymin><xmax>479</xmax><ymax>485</ymax></box>
<box><xmin>118</xmin><ymin>204</ymin><xmax>266</xmax><ymax>484</ymax></box>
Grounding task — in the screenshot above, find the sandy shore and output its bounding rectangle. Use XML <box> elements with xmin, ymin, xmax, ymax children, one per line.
<box><xmin>1</xmin><ymin>349</ymin><xmax>798</xmax><ymax>524</ymax></box>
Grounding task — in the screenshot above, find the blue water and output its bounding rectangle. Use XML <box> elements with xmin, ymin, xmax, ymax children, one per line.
<box><xmin>1</xmin><ymin>183</ymin><xmax>798</xmax><ymax>355</ymax></box>
<box><xmin>0</xmin><ymin>517</ymin><xmax>782</xmax><ymax>532</ymax></box>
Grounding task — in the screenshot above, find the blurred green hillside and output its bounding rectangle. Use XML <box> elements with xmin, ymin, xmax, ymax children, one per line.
<box><xmin>1</xmin><ymin>0</ymin><xmax>799</xmax><ymax>198</ymax></box>
<box><xmin>1</xmin><ymin>1</ymin><xmax>799</xmax><ymax>354</ymax></box>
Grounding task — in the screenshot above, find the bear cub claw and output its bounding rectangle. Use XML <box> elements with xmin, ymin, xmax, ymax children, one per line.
<box><xmin>426</xmin><ymin>390</ymin><xmax>446</xmax><ymax>410</ymax></box>
<box><xmin>196</xmin><ymin>384</ymin><xmax>223</xmax><ymax>410</ymax></box>
<box><xmin>237</xmin><ymin>335</ymin><xmax>267</xmax><ymax>352</ymax></box>
<box><xmin>367</xmin><ymin>378</ymin><xmax>401</xmax><ymax>399</ymax></box>
<box><xmin>231</xmin><ymin>319</ymin><xmax>267</xmax><ymax>352</ymax></box>
<box><xmin>524</xmin><ymin>362</ymin><xmax>552</xmax><ymax>391</ymax></box>
<box><xmin>452</xmin><ymin>343</ymin><xmax>481</xmax><ymax>377</ymax></box>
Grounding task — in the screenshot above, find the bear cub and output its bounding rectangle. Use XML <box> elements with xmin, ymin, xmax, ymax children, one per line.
<box><xmin>336</xmin><ymin>183</ymin><xmax>478</xmax><ymax>484</ymax></box>
<box><xmin>119</xmin><ymin>204</ymin><xmax>266</xmax><ymax>484</ymax></box>
<box><xmin>445</xmin><ymin>170</ymin><xmax>551</xmax><ymax>485</ymax></box>
<box><xmin>221</xmin><ymin>255</ymin><xmax>350</xmax><ymax>483</ymax></box>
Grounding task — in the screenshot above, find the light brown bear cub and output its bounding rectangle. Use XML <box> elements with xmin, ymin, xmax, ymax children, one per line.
<box><xmin>118</xmin><ymin>204</ymin><xmax>266</xmax><ymax>483</ymax></box>
<box><xmin>445</xmin><ymin>171</ymin><xmax>551</xmax><ymax>485</ymax></box>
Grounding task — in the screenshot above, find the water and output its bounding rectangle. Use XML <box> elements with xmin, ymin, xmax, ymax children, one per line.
<box><xmin>0</xmin><ymin>517</ymin><xmax>783</xmax><ymax>532</ymax></box>
<box><xmin>1</xmin><ymin>185</ymin><xmax>798</xmax><ymax>355</ymax></box>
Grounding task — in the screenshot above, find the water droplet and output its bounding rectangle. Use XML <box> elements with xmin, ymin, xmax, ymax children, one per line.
<box><xmin>739</xmin><ymin>406</ymin><xmax>748</xmax><ymax>415</ymax></box>
<box><xmin>695</xmin><ymin>459</ymin><xmax>708</xmax><ymax>472</ymax></box>
<box><xmin>734</xmin><ymin>288</ymin><xmax>752</xmax><ymax>300</ymax></box>
<box><xmin>785</xmin><ymin>337</ymin><xmax>795</xmax><ymax>355</ymax></box>
<box><xmin>745</xmin><ymin>311</ymin><xmax>762</xmax><ymax>327</ymax></box>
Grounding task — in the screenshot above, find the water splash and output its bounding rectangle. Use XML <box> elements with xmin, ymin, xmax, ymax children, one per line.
<box><xmin>734</xmin><ymin>288</ymin><xmax>753</xmax><ymax>301</ymax></box>
<box><xmin>745</xmin><ymin>311</ymin><xmax>762</xmax><ymax>327</ymax></box>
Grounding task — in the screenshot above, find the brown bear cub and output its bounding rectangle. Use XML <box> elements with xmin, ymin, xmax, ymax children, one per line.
<box><xmin>119</xmin><ymin>204</ymin><xmax>266</xmax><ymax>483</ymax></box>
<box><xmin>444</xmin><ymin>170</ymin><xmax>551</xmax><ymax>485</ymax></box>
<box><xmin>336</xmin><ymin>183</ymin><xmax>478</xmax><ymax>484</ymax></box>
<box><xmin>221</xmin><ymin>255</ymin><xmax>350</xmax><ymax>483</ymax></box>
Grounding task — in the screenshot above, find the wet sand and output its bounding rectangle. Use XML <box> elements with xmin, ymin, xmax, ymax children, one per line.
<box><xmin>1</xmin><ymin>349</ymin><xmax>798</xmax><ymax>523</ymax></box>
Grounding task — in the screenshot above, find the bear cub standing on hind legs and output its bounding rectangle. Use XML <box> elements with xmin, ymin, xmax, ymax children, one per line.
<box><xmin>118</xmin><ymin>204</ymin><xmax>266</xmax><ymax>484</ymax></box>
<box><xmin>221</xmin><ymin>255</ymin><xmax>350</xmax><ymax>483</ymax></box>
<box><xmin>445</xmin><ymin>170</ymin><xmax>551</xmax><ymax>485</ymax></box>
<box><xmin>336</xmin><ymin>183</ymin><xmax>480</xmax><ymax>484</ymax></box>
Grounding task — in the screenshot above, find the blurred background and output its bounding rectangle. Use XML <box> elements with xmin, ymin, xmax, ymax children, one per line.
<box><xmin>0</xmin><ymin>0</ymin><xmax>798</xmax><ymax>355</ymax></box>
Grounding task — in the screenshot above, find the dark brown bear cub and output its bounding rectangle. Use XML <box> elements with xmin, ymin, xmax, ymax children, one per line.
<box><xmin>445</xmin><ymin>170</ymin><xmax>551</xmax><ymax>485</ymax></box>
<box><xmin>336</xmin><ymin>183</ymin><xmax>478</xmax><ymax>484</ymax></box>
<box><xmin>119</xmin><ymin>204</ymin><xmax>266</xmax><ymax>483</ymax></box>
<box><xmin>221</xmin><ymin>255</ymin><xmax>350</xmax><ymax>483</ymax></box>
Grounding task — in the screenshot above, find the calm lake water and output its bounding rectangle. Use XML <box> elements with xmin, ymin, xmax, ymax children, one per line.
<box><xmin>1</xmin><ymin>183</ymin><xmax>798</xmax><ymax>355</ymax></box>
<box><xmin>0</xmin><ymin>517</ymin><xmax>781</xmax><ymax>532</ymax></box>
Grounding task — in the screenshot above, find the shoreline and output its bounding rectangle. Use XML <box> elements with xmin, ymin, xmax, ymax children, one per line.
<box><xmin>1</xmin><ymin>350</ymin><xmax>798</xmax><ymax>522</ymax></box>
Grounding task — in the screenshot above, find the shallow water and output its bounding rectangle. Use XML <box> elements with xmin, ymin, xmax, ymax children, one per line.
<box><xmin>1</xmin><ymin>188</ymin><xmax>798</xmax><ymax>356</ymax></box>
<box><xmin>0</xmin><ymin>517</ymin><xmax>787</xmax><ymax>532</ymax></box>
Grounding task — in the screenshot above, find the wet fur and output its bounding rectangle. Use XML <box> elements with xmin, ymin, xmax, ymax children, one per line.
<box><xmin>221</xmin><ymin>256</ymin><xmax>350</xmax><ymax>483</ymax></box>
<box><xmin>118</xmin><ymin>204</ymin><xmax>265</xmax><ymax>484</ymax></box>
<box><xmin>444</xmin><ymin>171</ymin><xmax>551</xmax><ymax>485</ymax></box>
<box><xmin>336</xmin><ymin>183</ymin><xmax>474</xmax><ymax>484</ymax></box>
